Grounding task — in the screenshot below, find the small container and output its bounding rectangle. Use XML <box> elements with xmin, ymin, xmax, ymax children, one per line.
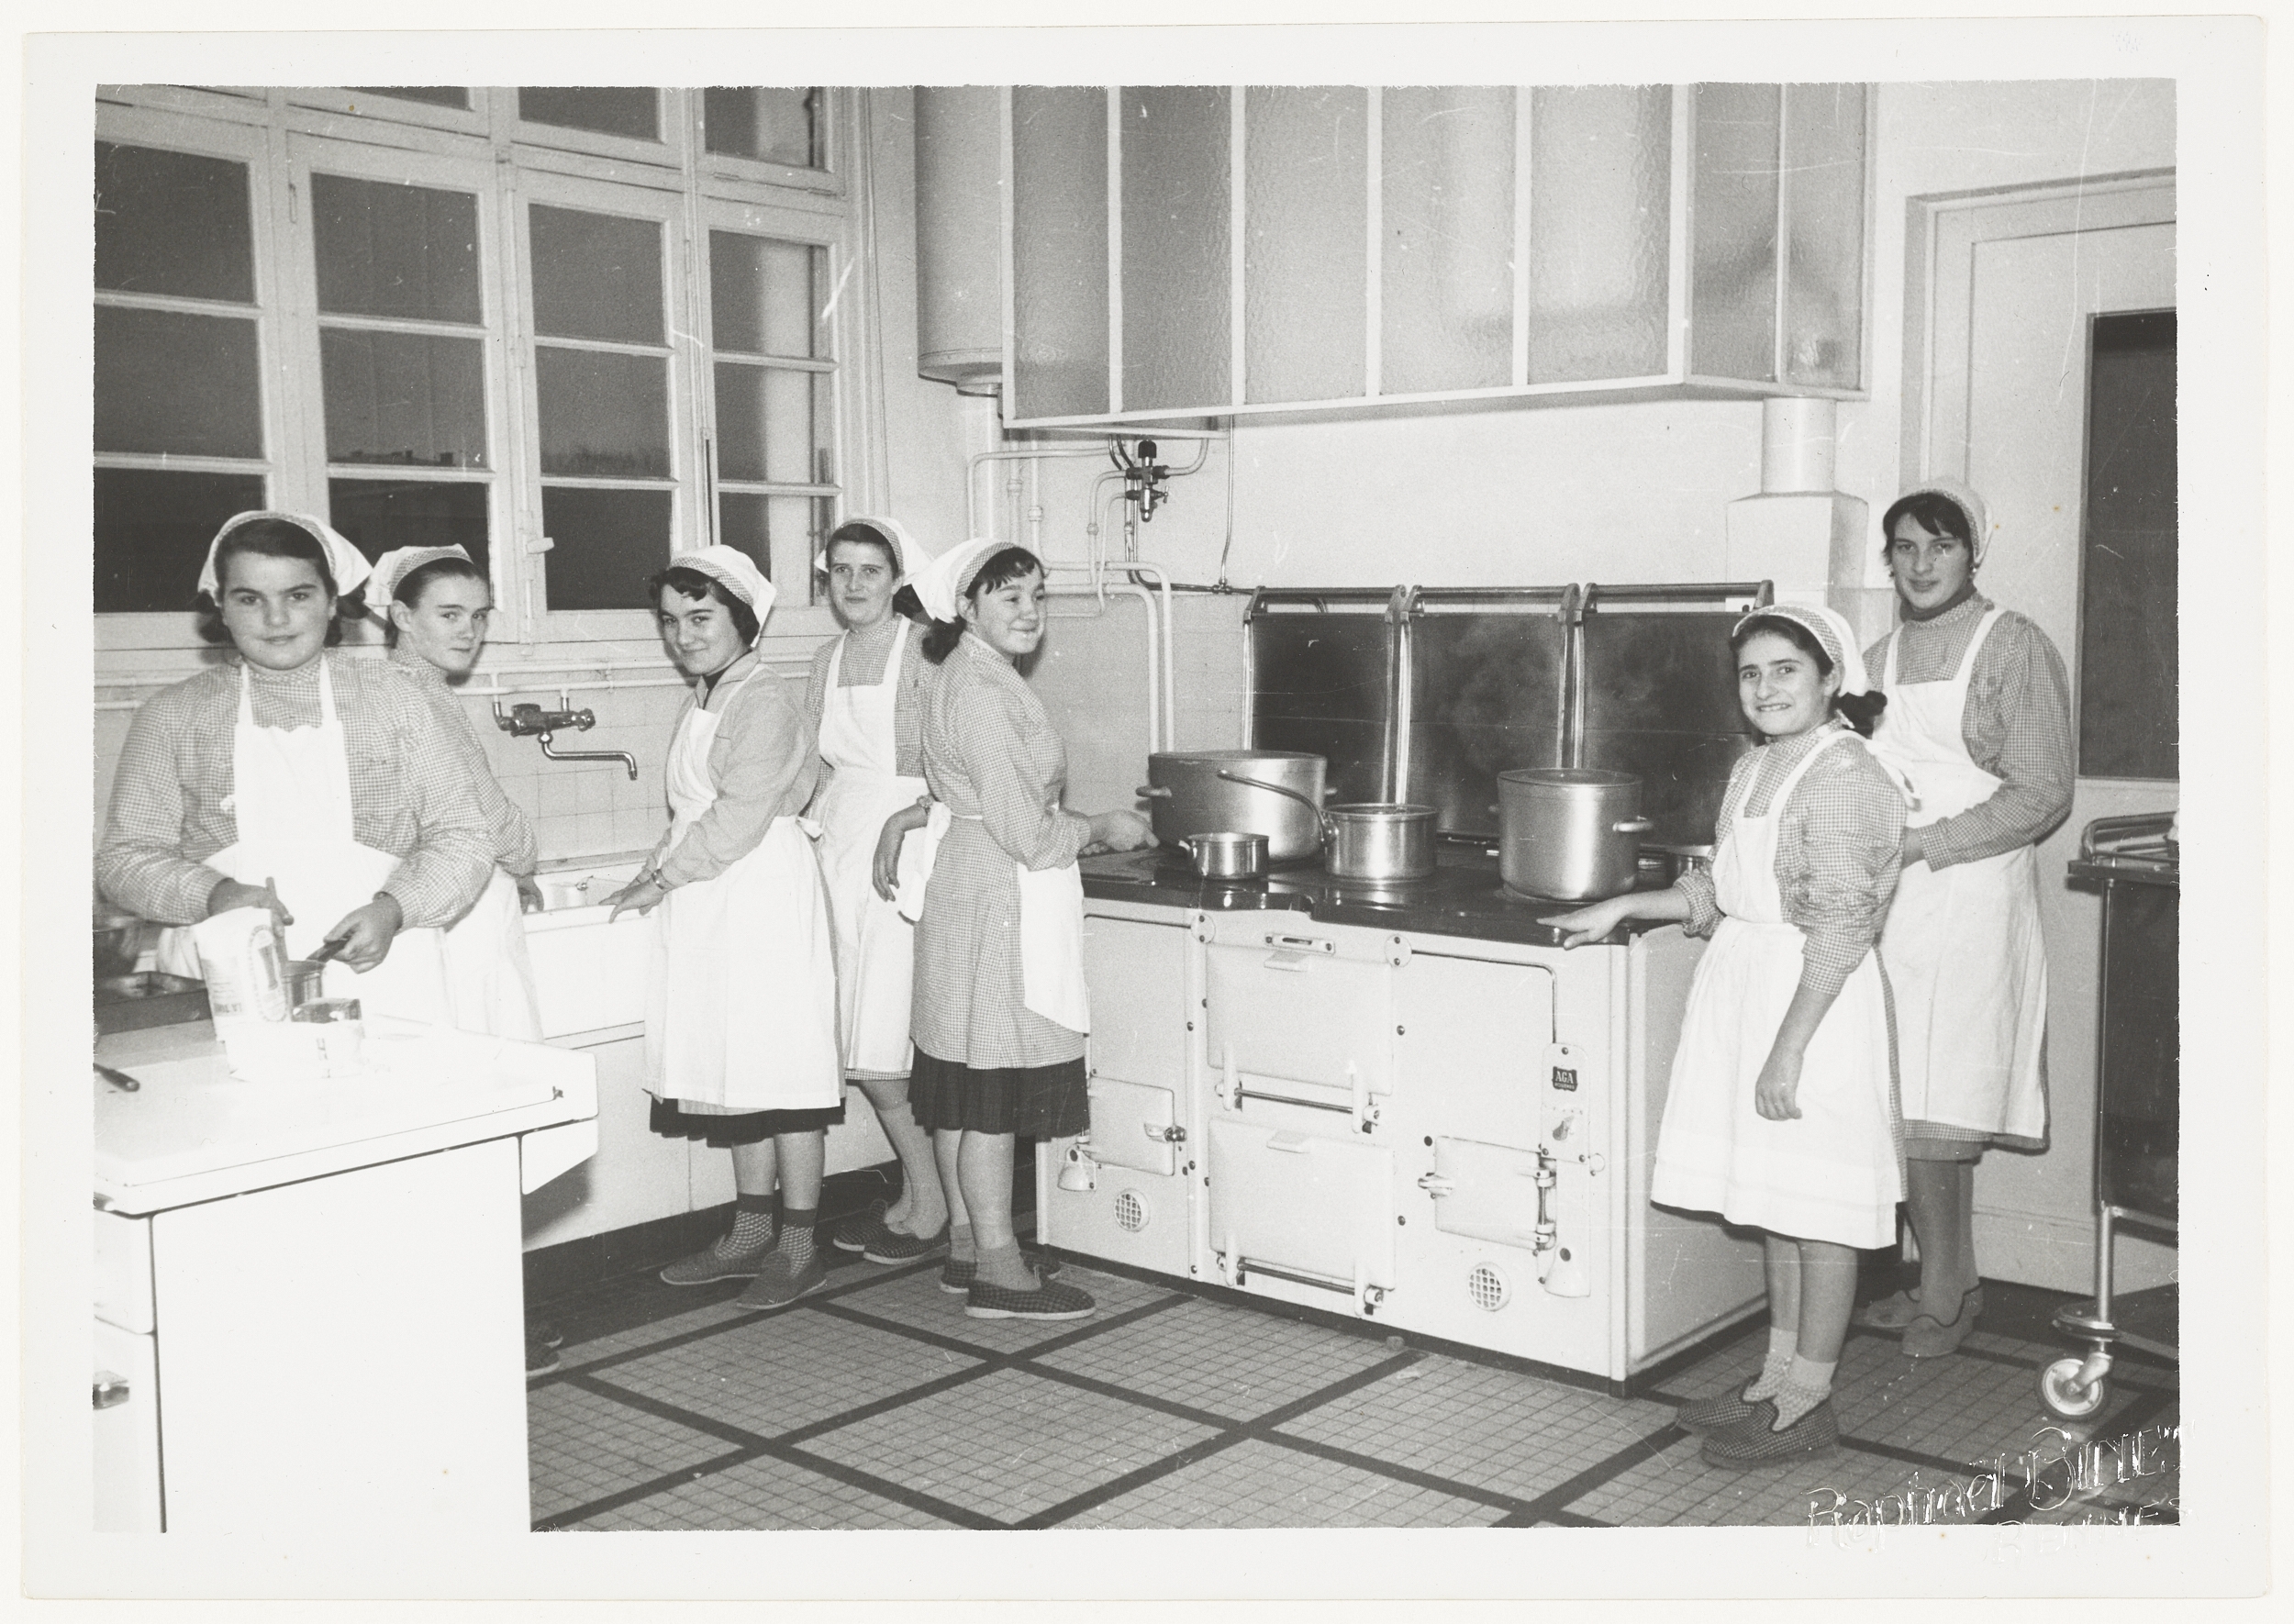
<box><xmin>291</xmin><ymin>997</ymin><xmax>365</xmax><ymax>1075</ymax></box>
<box><xmin>190</xmin><ymin>907</ymin><xmax>291</xmax><ymax>1027</ymax></box>
<box><xmin>1182</xmin><ymin>831</ymin><xmax>1269</xmax><ymax>881</ymax></box>
<box><xmin>283</xmin><ymin>959</ymin><xmax>331</xmax><ymax>1008</ymax></box>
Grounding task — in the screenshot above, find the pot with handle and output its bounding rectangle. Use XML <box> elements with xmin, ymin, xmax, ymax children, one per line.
<box><xmin>1497</xmin><ymin>769</ymin><xmax>1656</xmax><ymax>901</ymax></box>
<box><xmin>1139</xmin><ymin>750</ymin><xmax>1327</xmax><ymax>862</ymax></box>
<box><xmin>1181</xmin><ymin>831</ymin><xmax>1269</xmax><ymax>881</ymax></box>
<box><xmin>1214</xmin><ymin>770</ymin><xmax>1438</xmax><ymax>882</ymax></box>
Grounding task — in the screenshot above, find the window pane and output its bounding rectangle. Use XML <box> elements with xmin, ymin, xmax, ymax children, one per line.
<box><xmin>535</xmin><ymin>348</ymin><xmax>669</xmax><ymax>478</ymax></box>
<box><xmin>518</xmin><ymin>88</ymin><xmax>660</xmax><ymax>142</ymax></box>
<box><xmin>95</xmin><ymin>466</ymin><xmax>267</xmax><ymax>614</ymax></box>
<box><xmin>312</xmin><ymin>173</ymin><xmax>481</xmax><ymax>325</ymax></box>
<box><xmin>95</xmin><ymin>306</ymin><xmax>263</xmax><ymax>458</ymax></box>
<box><xmin>329</xmin><ymin>478</ymin><xmax>491</xmax><ymax>581</ymax></box>
<box><xmin>1527</xmin><ymin>85</ymin><xmax>1673</xmax><ymax>383</ymax></box>
<box><xmin>320</xmin><ymin>329</ymin><xmax>487</xmax><ymax>468</ymax></box>
<box><xmin>1012</xmin><ymin>87</ymin><xmax>1110</xmax><ymax>419</ymax></box>
<box><xmin>1381</xmin><ymin>86</ymin><xmax>1514</xmax><ymax>395</ymax></box>
<box><xmin>1120</xmin><ymin>85</ymin><xmax>1231</xmax><ymax>412</ymax></box>
<box><xmin>718</xmin><ymin>493</ymin><xmax>822</xmax><ymax>593</ymax></box>
<box><xmin>1781</xmin><ymin>83</ymin><xmax>1865</xmax><ymax>390</ymax></box>
<box><xmin>714</xmin><ymin>363</ymin><xmax>821</xmax><ymax>484</ymax></box>
<box><xmin>1690</xmin><ymin>83</ymin><xmax>1781</xmax><ymax>382</ymax></box>
<box><xmin>1243</xmin><ymin>87</ymin><xmax>1367</xmax><ymax>405</ymax></box>
<box><xmin>529</xmin><ymin>205</ymin><xmax>663</xmax><ymax>345</ymax></box>
<box><xmin>345</xmin><ymin>87</ymin><xmax>470</xmax><ymax>110</ymax></box>
<box><xmin>709</xmin><ymin>231</ymin><xmax>819</xmax><ymax>358</ymax></box>
<box><xmin>705</xmin><ymin>87</ymin><xmax>823</xmax><ymax>168</ymax></box>
<box><xmin>95</xmin><ymin>142</ymin><xmax>253</xmax><ymax>302</ymax></box>
<box><xmin>542</xmin><ymin>485</ymin><xmax>672</xmax><ymax>610</ymax></box>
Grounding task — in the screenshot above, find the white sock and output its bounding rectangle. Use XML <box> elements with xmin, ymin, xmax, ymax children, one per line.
<box><xmin>1771</xmin><ymin>1354</ymin><xmax>1837</xmax><ymax>1429</ymax></box>
<box><xmin>1743</xmin><ymin>1327</ymin><xmax>1798</xmax><ymax>1401</ymax></box>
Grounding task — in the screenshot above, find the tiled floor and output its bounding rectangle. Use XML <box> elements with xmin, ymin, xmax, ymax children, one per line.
<box><xmin>529</xmin><ymin>1249</ymin><xmax>2180</xmax><ymax>1531</ymax></box>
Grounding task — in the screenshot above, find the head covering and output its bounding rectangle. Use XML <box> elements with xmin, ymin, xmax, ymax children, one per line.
<box><xmin>367</xmin><ymin>545</ymin><xmax>476</xmax><ymax>610</ymax></box>
<box><xmin>815</xmin><ymin>515</ymin><xmax>928</xmax><ymax>583</ymax></box>
<box><xmin>1733</xmin><ymin>602</ymin><xmax>1872</xmax><ymax>697</ymax></box>
<box><xmin>673</xmin><ymin>544</ymin><xmax>776</xmax><ymax>620</ymax></box>
<box><xmin>1894</xmin><ymin>476</ymin><xmax>1995</xmax><ymax>565</ymax></box>
<box><xmin>910</xmin><ymin>538</ymin><xmax>1007</xmax><ymax>624</ymax></box>
<box><xmin>197</xmin><ymin>511</ymin><xmax>372</xmax><ymax>601</ymax></box>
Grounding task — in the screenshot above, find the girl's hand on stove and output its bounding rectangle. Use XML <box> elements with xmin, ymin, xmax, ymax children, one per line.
<box><xmin>1086</xmin><ymin>808</ymin><xmax>1156</xmax><ymax>853</ymax></box>
<box><xmin>1550</xmin><ymin>895</ymin><xmax>1631</xmax><ymax>948</ymax></box>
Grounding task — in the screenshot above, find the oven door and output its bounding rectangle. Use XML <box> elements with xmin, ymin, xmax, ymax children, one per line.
<box><xmin>1204</xmin><ymin>923</ymin><xmax>1396</xmax><ymax>1107</ymax></box>
<box><xmin>1207</xmin><ymin>1116</ymin><xmax>1396</xmax><ymax>1307</ymax></box>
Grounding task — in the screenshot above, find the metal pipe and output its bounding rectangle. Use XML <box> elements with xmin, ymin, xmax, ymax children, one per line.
<box><xmin>966</xmin><ymin>445</ymin><xmax>1108</xmax><ymax>537</ymax></box>
<box><xmin>1040</xmin><ymin>573</ymin><xmax>1162</xmax><ymax>752</ymax></box>
<box><xmin>537</xmin><ymin>730</ymin><xmax>640</xmax><ymax>780</ymax></box>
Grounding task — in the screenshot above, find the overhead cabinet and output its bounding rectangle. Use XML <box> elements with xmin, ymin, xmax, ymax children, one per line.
<box><xmin>1002</xmin><ymin>83</ymin><xmax>1870</xmax><ymax>426</ymax></box>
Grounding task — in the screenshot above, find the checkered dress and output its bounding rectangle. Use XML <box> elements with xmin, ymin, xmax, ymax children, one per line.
<box><xmin>96</xmin><ymin>651</ymin><xmax>496</xmax><ymax>929</ymax></box>
<box><xmin>385</xmin><ymin>647</ymin><xmax>538</xmax><ymax>878</ymax></box>
<box><xmin>908</xmin><ymin>634</ymin><xmax>1093</xmax><ymax>1134</ymax></box>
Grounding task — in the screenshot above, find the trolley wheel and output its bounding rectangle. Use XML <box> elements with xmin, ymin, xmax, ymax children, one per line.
<box><xmin>2040</xmin><ymin>1355</ymin><xmax>2110</xmax><ymax>1420</ymax></box>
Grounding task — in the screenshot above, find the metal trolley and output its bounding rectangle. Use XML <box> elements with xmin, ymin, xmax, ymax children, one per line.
<box><xmin>2043</xmin><ymin>813</ymin><xmax>2179</xmax><ymax>1419</ymax></box>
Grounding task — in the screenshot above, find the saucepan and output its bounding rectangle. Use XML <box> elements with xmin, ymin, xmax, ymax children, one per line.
<box><xmin>1139</xmin><ymin>751</ymin><xmax>1328</xmax><ymax>862</ymax></box>
<box><xmin>1180</xmin><ymin>831</ymin><xmax>1269</xmax><ymax>882</ymax></box>
<box><xmin>1214</xmin><ymin>771</ymin><xmax>1438</xmax><ymax>882</ymax></box>
<box><xmin>1497</xmin><ymin>769</ymin><xmax>1656</xmax><ymax>902</ymax></box>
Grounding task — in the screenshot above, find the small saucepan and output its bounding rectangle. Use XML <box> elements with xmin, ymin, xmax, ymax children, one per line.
<box><xmin>1215</xmin><ymin>771</ymin><xmax>1438</xmax><ymax>882</ymax></box>
<box><xmin>1182</xmin><ymin>831</ymin><xmax>1269</xmax><ymax>882</ymax></box>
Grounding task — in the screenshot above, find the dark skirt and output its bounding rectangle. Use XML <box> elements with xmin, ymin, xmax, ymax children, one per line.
<box><xmin>649</xmin><ymin>1096</ymin><xmax>846</xmax><ymax>1147</ymax></box>
<box><xmin>910</xmin><ymin>1047</ymin><xmax>1088</xmax><ymax>1138</ymax></box>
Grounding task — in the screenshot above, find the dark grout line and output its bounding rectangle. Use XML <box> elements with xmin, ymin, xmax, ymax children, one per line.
<box><xmin>1250</xmin><ymin>1430</ymin><xmax>1532</xmax><ymax>1516</ymax></box>
<box><xmin>532</xmin><ymin>1442</ymin><xmax>764</xmax><ymax>1531</ymax></box>
<box><xmin>562</xmin><ymin>1372</ymin><xmax>778</xmax><ymax>1451</ymax></box>
<box><xmin>769</xmin><ymin>1440</ymin><xmax>1007</xmax><ymax>1530</ymax></box>
<box><xmin>1836</xmin><ymin>1434</ymin><xmax>2021</xmax><ymax>1479</ymax></box>
<box><xmin>773</xmin><ymin>1366</ymin><xmax>1006</xmax><ymax>1449</ymax></box>
<box><xmin>1496</xmin><ymin>1422</ymin><xmax>1688</xmax><ymax>1522</ymax></box>
<box><xmin>1496</xmin><ymin>1507</ymin><xmax>1615</xmax><ymax>1529</ymax></box>
<box><xmin>1012</xmin><ymin>1431</ymin><xmax>1259</xmax><ymax>1529</ymax></box>
<box><xmin>810</xmin><ymin>1286</ymin><xmax>1194</xmax><ymax>1367</ymax></box>
<box><xmin>1006</xmin><ymin>1361</ymin><xmax>1242</xmax><ymax>1434</ymax></box>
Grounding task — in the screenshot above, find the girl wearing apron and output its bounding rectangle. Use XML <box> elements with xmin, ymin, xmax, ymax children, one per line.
<box><xmin>104</xmin><ymin>513</ymin><xmax>492</xmax><ymax>1023</ymax></box>
<box><xmin>803</xmin><ymin>518</ymin><xmax>957</xmax><ymax>1264</ymax></box>
<box><xmin>609</xmin><ymin>547</ymin><xmax>843</xmax><ymax>1309</ymax></box>
<box><xmin>1553</xmin><ymin>606</ymin><xmax>1907</xmax><ymax>1469</ymax></box>
<box><xmin>371</xmin><ymin>546</ymin><xmax>544</xmax><ymax>1040</ymax></box>
<box><xmin>1857</xmin><ymin>481</ymin><xmax>2070</xmax><ymax>1357</ymax></box>
<box><xmin>907</xmin><ymin>540</ymin><xmax>1155</xmax><ymax>1322</ymax></box>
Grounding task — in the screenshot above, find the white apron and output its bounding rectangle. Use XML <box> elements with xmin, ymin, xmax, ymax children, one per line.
<box><xmin>1869</xmin><ymin>610</ymin><xmax>2049</xmax><ymax>1140</ymax></box>
<box><xmin>643</xmin><ymin>670</ymin><xmax>841</xmax><ymax>1111</ymax></box>
<box><xmin>157</xmin><ymin>662</ymin><xmax>453</xmax><ymax>1024</ymax></box>
<box><xmin>1652</xmin><ymin>728</ymin><xmax>1901</xmax><ymax>1250</ymax></box>
<box><xmin>815</xmin><ymin>619</ymin><xmax>927</xmax><ymax>1075</ymax></box>
<box><xmin>441</xmin><ymin>868</ymin><xmax>542</xmax><ymax>1040</ymax></box>
<box><xmin>931</xmin><ymin>814</ymin><xmax>1091</xmax><ymax>1037</ymax></box>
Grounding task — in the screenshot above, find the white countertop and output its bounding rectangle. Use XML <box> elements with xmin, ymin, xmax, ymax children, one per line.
<box><xmin>94</xmin><ymin>1017</ymin><xmax>597</xmax><ymax>1216</ymax></box>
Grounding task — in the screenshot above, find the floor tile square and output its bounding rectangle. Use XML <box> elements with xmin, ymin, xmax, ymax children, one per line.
<box><xmin>529</xmin><ymin>1381</ymin><xmax>735</xmax><ymax>1523</ymax></box>
<box><xmin>596</xmin><ymin>1305</ymin><xmax>984</xmax><ymax>1439</ymax></box>
<box><xmin>553</xmin><ymin>1297</ymin><xmax>757</xmax><ymax>1370</ymax></box>
<box><xmin>1059</xmin><ymin>1436</ymin><xmax>1506</xmax><ymax>1529</ymax></box>
<box><xmin>1272</xmin><ymin>1352</ymin><xmax>1678</xmax><ymax>1506</ymax></box>
<box><xmin>1560</xmin><ymin>1429</ymin><xmax>1904</xmax><ymax>1528</ymax></box>
<box><xmin>562</xmin><ymin>1452</ymin><xmax>963</xmax><ymax>1530</ymax></box>
<box><xmin>800</xmin><ymin>1366</ymin><xmax>1219</xmax><ymax>1525</ymax></box>
<box><xmin>828</xmin><ymin>1261</ymin><xmax>1183</xmax><ymax>1356</ymax></box>
<box><xmin>1030</xmin><ymin>1296</ymin><xmax>1398</xmax><ymax>1421</ymax></box>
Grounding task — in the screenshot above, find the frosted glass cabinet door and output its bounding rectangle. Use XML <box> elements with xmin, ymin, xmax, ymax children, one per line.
<box><xmin>1526</xmin><ymin>85</ymin><xmax>1673</xmax><ymax>383</ymax></box>
<box><xmin>1689</xmin><ymin>83</ymin><xmax>1782</xmax><ymax>383</ymax></box>
<box><xmin>1380</xmin><ymin>86</ymin><xmax>1514</xmax><ymax>395</ymax></box>
<box><xmin>1121</xmin><ymin>85</ymin><xmax>1232</xmax><ymax>412</ymax></box>
<box><xmin>1781</xmin><ymin>83</ymin><xmax>1867</xmax><ymax>390</ymax></box>
<box><xmin>1242</xmin><ymin>86</ymin><xmax>1367</xmax><ymax>405</ymax></box>
<box><xmin>1011</xmin><ymin>87</ymin><xmax>1110</xmax><ymax>419</ymax></box>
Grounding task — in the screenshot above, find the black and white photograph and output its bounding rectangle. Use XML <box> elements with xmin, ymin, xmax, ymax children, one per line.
<box><xmin>17</xmin><ymin>6</ymin><xmax>2276</xmax><ymax>1609</ymax></box>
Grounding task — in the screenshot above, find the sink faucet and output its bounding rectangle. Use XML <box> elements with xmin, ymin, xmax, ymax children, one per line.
<box><xmin>494</xmin><ymin>701</ymin><xmax>640</xmax><ymax>781</ymax></box>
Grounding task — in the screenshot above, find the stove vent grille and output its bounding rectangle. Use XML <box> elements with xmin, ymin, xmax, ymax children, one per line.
<box><xmin>1466</xmin><ymin>1262</ymin><xmax>1510</xmax><ymax>1312</ymax></box>
<box><xmin>1114</xmin><ymin>1189</ymin><xmax>1149</xmax><ymax>1232</ymax></box>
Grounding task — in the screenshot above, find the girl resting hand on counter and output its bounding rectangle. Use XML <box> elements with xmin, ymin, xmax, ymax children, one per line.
<box><xmin>905</xmin><ymin>539</ymin><xmax>1154</xmax><ymax>1324</ymax></box>
<box><xmin>611</xmin><ymin>548</ymin><xmax>844</xmax><ymax>1310</ymax></box>
<box><xmin>1551</xmin><ymin>604</ymin><xmax>1907</xmax><ymax>1472</ymax></box>
<box><xmin>97</xmin><ymin>512</ymin><xmax>493</xmax><ymax>1021</ymax></box>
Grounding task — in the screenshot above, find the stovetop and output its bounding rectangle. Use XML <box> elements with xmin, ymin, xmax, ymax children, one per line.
<box><xmin>1080</xmin><ymin>844</ymin><xmax>1672</xmax><ymax>949</ymax></box>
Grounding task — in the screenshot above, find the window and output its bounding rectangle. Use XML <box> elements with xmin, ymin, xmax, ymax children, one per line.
<box><xmin>93</xmin><ymin>85</ymin><xmax>852</xmax><ymax>648</ymax></box>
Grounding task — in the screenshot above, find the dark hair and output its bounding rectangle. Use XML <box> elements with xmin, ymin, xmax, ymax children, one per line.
<box><xmin>920</xmin><ymin>545</ymin><xmax>1043</xmax><ymax>663</ymax></box>
<box><xmin>890</xmin><ymin>583</ymin><xmax>930</xmax><ymax>628</ymax></box>
<box><xmin>1729</xmin><ymin>613</ymin><xmax>1888</xmax><ymax>738</ymax></box>
<box><xmin>384</xmin><ymin>555</ymin><xmax>490</xmax><ymax>648</ymax></box>
<box><xmin>648</xmin><ymin>564</ymin><xmax>760</xmax><ymax>646</ymax></box>
<box><xmin>1878</xmin><ymin>491</ymin><xmax>1976</xmax><ymax>556</ymax></box>
<box><xmin>823</xmin><ymin>520</ymin><xmax>903</xmax><ymax>578</ymax></box>
<box><xmin>202</xmin><ymin>517</ymin><xmax>367</xmax><ymax>647</ymax></box>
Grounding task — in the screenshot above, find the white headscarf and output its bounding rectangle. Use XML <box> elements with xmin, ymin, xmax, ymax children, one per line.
<box><xmin>368</xmin><ymin>545</ymin><xmax>476</xmax><ymax>610</ymax></box>
<box><xmin>672</xmin><ymin>545</ymin><xmax>776</xmax><ymax>623</ymax></box>
<box><xmin>910</xmin><ymin>538</ymin><xmax>1007</xmax><ymax>625</ymax></box>
<box><xmin>197</xmin><ymin>511</ymin><xmax>373</xmax><ymax>601</ymax></box>
<box><xmin>1732</xmin><ymin>603</ymin><xmax>1873</xmax><ymax>697</ymax></box>
<box><xmin>1894</xmin><ymin>477</ymin><xmax>1995</xmax><ymax>565</ymax></box>
<box><xmin>815</xmin><ymin>516</ymin><xmax>928</xmax><ymax>583</ymax></box>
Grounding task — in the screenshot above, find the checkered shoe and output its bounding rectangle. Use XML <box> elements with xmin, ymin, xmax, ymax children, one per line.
<box><xmin>939</xmin><ymin>1252</ymin><xmax>1063</xmax><ymax>1295</ymax></box>
<box><xmin>1675</xmin><ymin>1380</ymin><xmax>1764</xmax><ymax>1435</ymax></box>
<box><xmin>963</xmin><ymin>1276</ymin><xmax>1097</xmax><ymax>1321</ymax></box>
<box><xmin>1698</xmin><ymin>1398</ymin><xmax>1840</xmax><ymax>1470</ymax></box>
<box><xmin>863</xmin><ymin>1221</ymin><xmax>951</xmax><ymax>1265</ymax></box>
<box><xmin>830</xmin><ymin>1207</ymin><xmax>895</xmax><ymax>1255</ymax></box>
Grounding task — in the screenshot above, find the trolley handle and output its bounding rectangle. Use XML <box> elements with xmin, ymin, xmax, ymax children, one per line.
<box><xmin>2079</xmin><ymin>811</ymin><xmax>2176</xmax><ymax>861</ymax></box>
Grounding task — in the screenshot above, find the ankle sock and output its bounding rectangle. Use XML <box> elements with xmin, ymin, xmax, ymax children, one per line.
<box><xmin>948</xmin><ymin>1222</ymin><xmax>977</xmax><ymax>1264</ymax></box>
<box><xmin>776</xmin><ymin>1205</ymin><xmax>818</xmax><ymax>1268</ymax></box>
<box><xmin>974</xmin><ymin>1240</ymin><xmax>1036</xmax><ymax>1292</ymax></box>
<box><xmin>1743</xmin><ymin>1327</ymin><xmax>1798</xmax><ymax>1401</ymax></box>
<box><xmin>721</xmin><ymin>1194</ymin><xmax>775</xmax><ymax>1255</ymax></box>
<box><xmin>1770</xmin><ymin>1354</ymin><xmax>1837</xmax><ymax>1429</ymax></box>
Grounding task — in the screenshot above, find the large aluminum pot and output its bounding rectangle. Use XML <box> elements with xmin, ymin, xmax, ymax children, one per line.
<box><xmin>1140</xmin><ymin>750</ymin><xmax>1326</xmax><ymax>862</ymax></box>
<box><xmin>1214</xmin><ymin>769</ymin><xmax>1439</xmax><ymax>881</ymax></box>
<box><xmin>1498</xmin><ymin>769</ymin><xmax>1656</xmax><ymax>902</ymax></box>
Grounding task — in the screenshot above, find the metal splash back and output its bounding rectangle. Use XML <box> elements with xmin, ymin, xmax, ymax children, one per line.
<box><xmin>1401</xmin><ymin>587</ymin><xmax>1575</xmax><ymax>840</ymax></box>
<box><xmin>1244</xmin><ymin>588</ymin><xmax>1404</xmax><ymax>806</ymax></box>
